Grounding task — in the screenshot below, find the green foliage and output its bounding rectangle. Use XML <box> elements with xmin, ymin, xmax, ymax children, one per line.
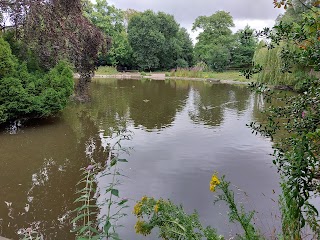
<box><xmin>193</xmin><ymin>11</ymin><xmax>235</xmax><ymax>71</ymax></box>
<box><xmin>2</xmin><ymin>30</ymin><xmax>41</xmax><ymax>72</ymax></box>
<box><xmin>246</xmin><ymin>5</ymin><xmax>320</xmax><ymax>239</ymax></box>
<box><xmin>0</xmin><ymin>37</ymin><xmax>16</xmax><ymax>78</ymax></box>
<box><xmin>176</xmin><ymin>58</ymin><xmax>189</xmax><ymax>68</ymax></box>
<box><xmin>279</xmin><ymin>180</ymin><xmax>304</xmax><ymax>239</ymax></box>
<box><xmin>169</xmin><ymin>68</ymin><xmax>253</xmax><ymax>82</ymax></box>
<box><xmin>253</xmin><ymin>45</ymin><xmax>296</xmax><ymax>85</ymax></box>
<box><xmin>231</xmin><ymin>26</ymin><xmax>257</xmax><ymax>68</ymax></box>
<box><xmin>95</xmin><ymin>66</ymin><xmax>119</xmax><ymax>75</ymax></box>
<box><xmin>205</xmin><ymin>45</ymin><xmax>231</xmax><ymax>72</ymax></box>
<box><xmin>84</xmin><ymin>0</ymin><xmax>132</xmax><ymax>67</ymax></box>
<box><xmin>72</xmin><ymin>128</ymin><xmax>131</xmax><ymax>240</ymax></box>
<box><xmin>0</xmin><ymin>38</ymin><xmax>74</xmax><ymax>124</ymax></box>
<box><xmin>107</xmin><ymin>31</ymin><xmax>133</xmax><ymax>67</ymax></box>
<box><xmin>133</xmin><ymin>197</ymin><xmax>223</xmax><ymax>240</ymax></box>
<box><xmin>276</xmin><ymin>0</ymin><xmax>320</xmax><ymax>24</ymax></box>
<box><xmin>193</xmin><ymin>12</ymin><xmax>257</xmax><ymax>71</ymax></box>
<box><xmin>214</xmin><ymin>176</ymin><xmax>263</xmax><ymax>240</ymax></box>
<box><xmin>249</xmin><ymin>77</ymin><xmax>320</xmax><ymax>238</ymax></box>
<box><xmin>84</xmin><ymin>0</ymin><xmax>125</xmax><ymax>36</ymax></box>
<box><xmin>177</xmin><ymin>28</ymin><xmax>194</xmax><ymax>67</ymax></box>
<box><xmin>128</xmin><ymin>10</ymin><xmax>194</xmax><ymax>70</ymax></box>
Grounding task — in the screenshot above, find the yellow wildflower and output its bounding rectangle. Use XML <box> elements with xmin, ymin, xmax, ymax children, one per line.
<box><xmin>209</xmin><ymin>173</ymin><xmax>220</xmax><ymax>192</ymax></box>
<box><xmin>141</xmin><ymin>196</ymin><xmax>148</xmax><ymax>202</ymax></box>
<box><xmin>154</xmin><ymin>204</ymin><xmax>159</xmax><ymax>213</ymax></box>
<box><xmin>134</xmin><ymin>219</ymin><xmax>144</xmax><ymax>234</ymax></box>
<box><xmin>135</xmin><ymin>219</ymin><xmax>151</xmax><ymax>236</ymax></box>
<box><xmin>133</xmin><ymin>202</ymin><xmax>142</xmax><ymax>215</ymax></box>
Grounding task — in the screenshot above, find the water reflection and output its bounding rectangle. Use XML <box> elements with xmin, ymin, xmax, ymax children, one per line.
<box><xmin>0</xmin><ymin>79</ymin><xmax>280</xmax><ymax>239</ymax></box>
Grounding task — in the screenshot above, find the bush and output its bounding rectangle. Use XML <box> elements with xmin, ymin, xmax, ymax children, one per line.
<box><xmin>176</xmin><ymin>58</ymin><xmax>189</xmax><ymax>68</ymax></box>
<box><xmin>0</xmin><ymin>38</ymin><xmax>74</xmax><ymax>124</ymax></box>
<box><xmin>0</xmin><ymin>38</ymin><xmax>16</xmax><ymax>78</ymax></box>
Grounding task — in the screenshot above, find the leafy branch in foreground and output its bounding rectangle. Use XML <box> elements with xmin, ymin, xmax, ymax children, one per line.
<box><xmin>212</xmin><ymin>174</ymin><xmax>263</xmax><ymax>240</ymax></box>
<box><xmin>248</xmin><ymin>78</ymin><xmax>320</xmax><ymax>238</ymax></box>
<box><xmin>132</xmin><ymin>173</ymin><xmax>264</xmax><ymax>240</ymax></box>
<box><xmin>72</xmin><ymin>128</ymin><xmax>132</xmax><ymax>240</ymax></box>
<box><xmin>132</xmin><ymin>196</ymin><xmax>222</xmax><ymax>240</ymax></box>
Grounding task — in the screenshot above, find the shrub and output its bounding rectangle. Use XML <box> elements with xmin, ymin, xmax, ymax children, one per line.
<box><xmin>176</xmin><ymin>58</ymin><xmax>189</xmax><ymax>68</ymax></box>
<box><xmin>0</xmin><ymin>37</ymin><xmax>16</xmax><ymax>78</ymax></box>
<box><xmin>0</xmin><ymin>38</ymin><xmax>74</xmax><ymax>124</ymax></box>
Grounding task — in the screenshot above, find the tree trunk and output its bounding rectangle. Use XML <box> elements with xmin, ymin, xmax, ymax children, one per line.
<box><xmin>75</xmin><ymin>76</ymin><xmax>91</xmax><ymax>102</ymax></box>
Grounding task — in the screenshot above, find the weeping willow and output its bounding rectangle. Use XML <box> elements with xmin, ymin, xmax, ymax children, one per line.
<box><xmin>253</xmin><ymin>45</ymin><xmax>296</xmax><ymax>85</ymax></box>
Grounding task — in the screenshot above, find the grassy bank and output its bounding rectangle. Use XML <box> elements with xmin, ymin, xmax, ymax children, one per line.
<box><xmin>95</xmin><ymin>66</ymin><xmax>119</xmax><ymax>75</ymax></box>
<box><xmin>167</xmin><ymin>69</ymin><xmax>255</xmax><ymax>82</ymax></box>
<box><xmin>94</xmin><ymin>66</ymin><xmax>255</xmax><ymax>82</ymax></box>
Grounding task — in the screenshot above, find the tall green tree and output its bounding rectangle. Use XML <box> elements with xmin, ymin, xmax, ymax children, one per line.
<box><xmin>83</xmin><ymin>0</ymin><xmax>132</xmax><ymax>67</ymax></box>
<box><xmin>128</xmin><ymin>10</ymin><xmax>194</xmax><ymax>71</ymax></box>
<box><xmin>230</xmin><ymin>26</ymin><xmax>257</xmax><ymax>68</ymax></box>
<box><xmin>176</xmin><ymin>28</ymin><xmax>194</xmax><ymax>67</ymax></box>
<box><xmin>128</xmin><ymin>10</ymin><xmax>165</xmax><ymax>70</ymax></box>
<box><xmin>193</xmin><ymin>11</ymin><xmax>235</xmax><ymax>71</ymax></box>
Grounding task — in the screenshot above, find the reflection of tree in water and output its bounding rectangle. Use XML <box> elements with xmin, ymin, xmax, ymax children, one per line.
<box><xmin>0</xmin><ymin>110</ymin><xmax>107</xmax><ymax>239</ymax></box>
<box><xmin>129</xmin><ymin>80</ymin><xmax>188</xmax><ymax>130</ymax></box>
<box><xmin>226</xmin><ymin>86</ymin><xmax>252</xmax><ymax>114</ymax></box>
<box><xmin>64</xmin><ymin>79</ymin><xmax>131</xmax><ymax>140</ymax></box>
<box><xmin>189</xmin><ymin>84</ymin><xmax>252</xmax><ymax>127</ymax></box>
<box><xmin>251</xmin><ymin>92</ymin><xmax>286</xmax><ymax>143</ymax></box>
<box><xmin>0</xmin><ymin>79</ymin><xmax>256</xmax><ymax>239</ymax></box>
<box><xmin>189</xmin><ymin>84</ymin><xmax>230</xmax><ymax>127</ymax></box>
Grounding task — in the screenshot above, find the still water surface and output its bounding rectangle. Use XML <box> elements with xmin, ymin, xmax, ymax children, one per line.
<box><xmin>0</xmin><ymin>79</ymin><xmax>280</xmax><ymax>239</ymax></box>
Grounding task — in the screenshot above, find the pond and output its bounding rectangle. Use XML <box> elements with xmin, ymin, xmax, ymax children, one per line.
<box><xmin>0</xmin><ymin>79</ymin><xmax>281</xmax><ymax>239</ymax></box>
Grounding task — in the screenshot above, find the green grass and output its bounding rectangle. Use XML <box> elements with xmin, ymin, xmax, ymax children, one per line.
<box><xmin>167</xmin><ymin>69</ymin><xmax>255</xmax><ymax>82</ymax></box>
<box><xmin>95</xmin><ymin>66</ymin><xmax>119</xmax><ymax>75</ymax></box>
<box><xmin>94</xmin><ymin>66</ymin><xmax>255</xmax><ymax>82</ymax></box>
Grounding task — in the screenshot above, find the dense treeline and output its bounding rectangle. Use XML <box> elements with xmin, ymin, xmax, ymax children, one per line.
<box><xmin>83</xmin><ymin>1</ymin><xmax>257</xmax><ymax>72</ymax></box>
<box><xmin>0</xmin><ymin>0</ymin><xmax>259</xmax><ymax>124</ymax></box>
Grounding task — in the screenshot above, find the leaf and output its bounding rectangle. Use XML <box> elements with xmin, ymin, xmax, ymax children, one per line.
<box><xmin>110</xmin><ymin>158</ymin><xmax>117</xmax><ymax>167</ymax></box>
<box><xmin>79</xmin><ymin>226</ymin><xmax>89</xmax><ymax>234</ymax></box>
<box><xmin>71</xmin><ymin>212</ymin><xmax>98</xmax><ymax>223</ymax></box>
<box><xmin>117</xmin><ymin>159</ymin><xmax>128</xmax><ymax>163</ymax></box>
<box><xmin>118</xmin><ymin>199</ymin><xmax>128</xmax><ymax>206</ymax></box>
<box><xmin>104</xmin><ymin>220</ymin><xmax>111</xmax><ymax>233</ymax></box>
<box><xmin>111</xmin><ymin>189</ymin><xmax>119</xmax><ymax>197</ymax></box>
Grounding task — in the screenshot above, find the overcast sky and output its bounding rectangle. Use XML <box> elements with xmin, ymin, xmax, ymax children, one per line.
<box><xmin>108</xmin><ymin>0</ymin><xmax>285</xmax><ymax>42</ymax></box>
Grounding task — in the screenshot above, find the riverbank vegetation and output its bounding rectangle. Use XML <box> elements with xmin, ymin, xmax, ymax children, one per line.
<box><xmin>1</xmin><ymin>0</ymin><xmax>320</xmax><ymax>239</ymax></box>
<box><xmin>166</xmin><ymin>67</ymin><xmax>254</xmax><ymax>82</ymax></box>
<box><xmin>0</xmin><ymin>37</ymin><xmax>74</xmax><ymax>124</ymax></box>
<box><xmin>252</xmin><ymin>0</ymin><xmax>320</xmax><ymax>89</ymax></box>
<box><xmin>82</xmin><ymin>0</ymin><xmax>257</xmax><ymax>73</ymax></box>
<box><xmin>0</xmin><ymin>0</ymin><xmax>107</xmax><ymax>104</ymax></box>
<box><xmin>73</xmin><ymin>0</ymin><xmax>320</xmax><ymax>239</ymax></box>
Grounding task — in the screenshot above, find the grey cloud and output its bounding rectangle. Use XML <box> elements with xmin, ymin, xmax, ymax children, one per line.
<box><xmin>109</xmin><ymin>0</ymin><xmax>284</xmax><ymax>27</ymax></box>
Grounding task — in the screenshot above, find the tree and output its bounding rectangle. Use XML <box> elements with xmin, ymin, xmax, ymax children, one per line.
<box><xmin>193</xmin><ymin>11</ymin><xmax>235</xmax><ymax>71</ymax></box>
<box><xmin>83</xmin><ymin>0</ymin><xmax>133</xmax><ymax>67</ymax></box>
<box><xmin>230</xmin><ymin>26</ymin><xmax>257</xmax><ymax>68</ymax></box>
<box><xmin>128</xmin><ymin>10</ymin><xmax>193</xmax><ymax>71</ymax></box>
<box><xmin>1</xmin><ymin>0</ymin><xmax>107</xmax><ymax>101</ymax></box>
<box><xmin>0</xmin><ymin>37</ymin><xmax>74</xmax><ymax>124</ymax></box>
<box><xmin>176</xmin><ymin>28</ymin><xmax>194</xmax><ymax>67</ymax></box>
